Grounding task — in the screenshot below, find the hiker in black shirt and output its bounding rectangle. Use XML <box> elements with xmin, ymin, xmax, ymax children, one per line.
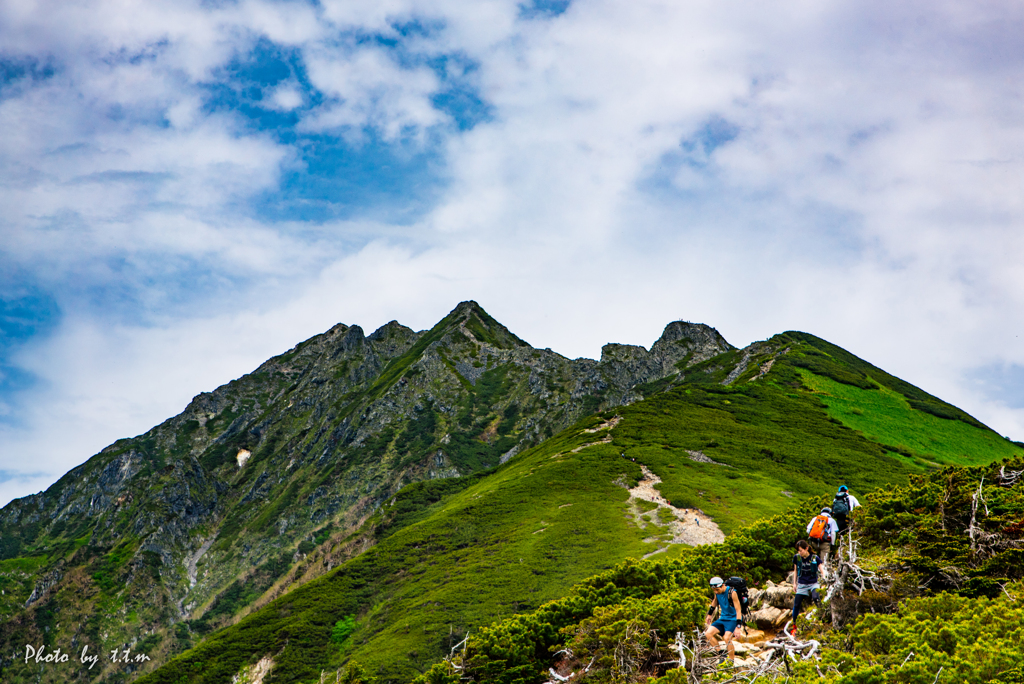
<box><xmin>790</xmin><ymin>540</ymin><xmax>821</xmax><ymax>634</ymax></box>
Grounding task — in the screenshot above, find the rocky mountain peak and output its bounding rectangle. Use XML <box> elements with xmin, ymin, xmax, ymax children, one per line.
<box><xmin>436</xmin><ymin>300</ymin><xmax>529</xmax><ymax>350</ymax></box>
<box><xmin>451</xmin><ymin>300</ymin><xmax>485</xmax><ymax>316</ymax></box>
<box><xmin>656</xmin><ymin>320</ymin><xmax>732</xmax><ymax>349</ymax></box>
<box><xmin>651</xmin><ymin>321</ymin><xmax>735</xmax><ymax>368</ymax></box>
<box><xmin>367</xmin><ymin>320</ymin><xmax>414</xmax><ymax>341</ymax></box>
<box><xmin>598</xmin><ymin>320</ymin><xmax>733</xmax><ymax>388</ymax></box>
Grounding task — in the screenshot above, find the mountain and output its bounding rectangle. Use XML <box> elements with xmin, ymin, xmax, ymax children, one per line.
<box><xmin>0</xmin><ymin>302</ymin><xmax>732</xmax><ymax>682</ymax></box>
<box><xmin>0</xmin><ymin>303</ymin><xmax>1018</xmax><ymax>683</ymax></box>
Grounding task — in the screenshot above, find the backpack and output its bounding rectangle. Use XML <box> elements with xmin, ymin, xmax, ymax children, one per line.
<box><xmin>808</xmin><ymin>514</ymin><xmax>830</xmax><ymax>540</ymax></box>
<box><xmin>832</xmin><ymin>493</ymin><xmax>851</xmax><ymax>515</ymax></box>
<box><xmin>724</xmin><ymin>576</ymin><xmax>751</xmax><ymax>621</ymax></box>
<box><xmin>793</xmin><ymin>554</ymin><xmax>820</xmax><ymax>584</ymax></box>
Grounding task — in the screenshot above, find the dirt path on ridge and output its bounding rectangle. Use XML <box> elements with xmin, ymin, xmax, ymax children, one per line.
<box><xmin>628</xmin><ymin>466</ymin><xmax>724</xmax><ymax>556</ymax></box>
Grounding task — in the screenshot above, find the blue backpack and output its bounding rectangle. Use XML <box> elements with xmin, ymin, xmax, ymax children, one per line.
<box><xmin>832</xmin><ymin>492</ymin><xmax>851</xmax><ymax>515</ymax></box>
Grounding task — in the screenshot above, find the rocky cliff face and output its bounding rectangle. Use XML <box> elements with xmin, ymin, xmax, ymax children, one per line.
<box><xmin>0</xmin><ymin>302</ymin><xmax>733</xmax><ymax>682</ymax></box>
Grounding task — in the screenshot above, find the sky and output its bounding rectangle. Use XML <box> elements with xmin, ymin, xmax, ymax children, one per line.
<box><xmin>1</xmin><ymin>0</ymin><xmax>1023</xmax><ymax>508</ymax></box>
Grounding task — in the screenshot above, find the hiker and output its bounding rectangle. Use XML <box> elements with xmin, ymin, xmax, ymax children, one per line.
<box><xmin>831</xmin><ymin>485</ymin><xmax>861</xmax><ymax>535</ymax></box>
<box><xmin>704</xmin><ymin>576</ymin><xmax>744</xmax><ymax>660</ymax></box>
<box><xmin>806</xmin><ymin>506</ymin><xmax>838</xmax><ymax>567</ymax></box>
<box><xmin>791</xmin><ymin>540</ymin><xmax>821</xmax><ymax>633</ymax></box>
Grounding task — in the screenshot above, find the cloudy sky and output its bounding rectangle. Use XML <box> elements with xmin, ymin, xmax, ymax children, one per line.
<box><xmin>1</xmin><ymin>0</ymin><xmax>1022</xmax><ymax>507</ymax></box>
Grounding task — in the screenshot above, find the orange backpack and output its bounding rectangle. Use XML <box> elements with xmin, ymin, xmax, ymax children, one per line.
<box><xmin>809</xmin><ymin>514</ymin><xmax>830</xmax><ymax>540</ymax></box>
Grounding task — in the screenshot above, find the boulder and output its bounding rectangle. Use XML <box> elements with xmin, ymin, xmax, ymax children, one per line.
<box><xmin>750</xmin><ymin>605</ymin><xmax>790</xmax><ymax>630</ymax></box>
<box><xmin>762</xmin><ymin>582</ymin><xmax>795</xmax><ymax>609</ymax></box>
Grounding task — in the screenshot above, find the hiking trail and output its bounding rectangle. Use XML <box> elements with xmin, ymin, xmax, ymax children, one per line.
<box><xmin>627</xmin><ymin>466</ymin><xmax>724</xmax><ymax>556</ymax></box>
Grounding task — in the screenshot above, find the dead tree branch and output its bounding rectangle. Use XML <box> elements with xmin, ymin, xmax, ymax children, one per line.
<box><xmin>999</xmin><ymin>465</ymin><xmax>1022</xmax><ymax>488</ymax></box>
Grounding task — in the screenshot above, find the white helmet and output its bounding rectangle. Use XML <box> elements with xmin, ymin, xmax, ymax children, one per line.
<box><xmin>710</xmin><ymin>576</ymin><xmax>724</xmax><ymax>587</ymax></box>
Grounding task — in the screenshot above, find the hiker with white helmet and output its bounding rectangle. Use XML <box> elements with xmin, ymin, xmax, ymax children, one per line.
<box><xmin>704</xmin><ymin>576</ymin><xmax>744</xmax><ymax>661</ymax></box>
<box><xmin>831</xmin><ymin>485</ymin><xmax>861</xmax><ymax>536</ymax></box>
<box><xmin>806</xmin><ymin>506</ymin><xmax>839</xmax><ymax>567</ymax></box>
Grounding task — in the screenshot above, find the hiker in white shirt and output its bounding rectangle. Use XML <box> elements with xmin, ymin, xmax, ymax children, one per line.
<box><xmin>805</xmin><ymin>507</ymin><xmax>839</xmax><ymax>567</ymax></box>
<box><xmin>831</xmin><ymin>485</ymin><xmax>861</xmax><ymax>536</ymax></box>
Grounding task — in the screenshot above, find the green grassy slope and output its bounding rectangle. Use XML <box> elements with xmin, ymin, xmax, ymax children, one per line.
<box><xmin>783</xmin><ymin>331</ymin><xmax>989</xmax><ymax>428</ymax></box>
<box><xmin>614</xmin><ymin>381</ymin><xmax>905</xmax><ymax>532</ymax></box>
<box><xmin>131</xmin><ymin>334</ymin><xmax>1022</xmax><ymax>684</ymax></box>
<box><xmin>799</xmin><ymin>370</ymin><xmax>1012</xmax><ymax>468</ymax></box>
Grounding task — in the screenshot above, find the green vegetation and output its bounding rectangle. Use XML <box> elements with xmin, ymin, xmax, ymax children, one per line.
<box><xmin>250</xmin><ymin>481</ymin><xmax>300</xmax><ymax>534</ymax></box>
<box><xmin>465</xmin><ymin>313</ymin><xmax>503</xmax><ymax>348</ymax></box>
<box><xmin>681</xmin><ymin>349</ymin><xmax>744</xmax><ymax>384</ymax></box>
<box><xmin>415</xmin><ymin>456</ymin><xmax>1024</xmax><ymax>684</ymax></box>
<box><xmin>331</xmin><ymin>616</ymin><xmax>357</xmax><ymax>645</ymax></box>
<box><xmin>465</xmin><ymin>308</ymin><xmax>529</xmax><ymax>349</ymax></box>
<box><xmin>786</xmin><ymin>344</ymin><xmax>878</xmax><ymax>390</ymax></box>
<box><xmin>191</xmin><ymin>551</ymin><xmax>293</xmax><ymax>635</ymax></box>
<box><xmin>313</xmin><ymin>525</ymin><xmax>335</xmax><ymax>546</ymax></box>
<box><xmin>0</xmin><ymin>556</ymin><xmax>49</xmax><ymax>619</ymax></box>
<box><xmin>372</xmin><ymin>474</ymin><xmax>488</xmax><ymax>541</ymax></box>
<box><xmin>363</xmin><ymin>303</ymin><xmax>509</xmax><ymax>405</ymax></box>
<box><xmin>785</xmin><ymin>591</ymin><xmax>1024</xmax><ymax>684</ymax></box>
<box><xmin>442</xmin><ymin>364</ymin><xmax>522</xmax><ymax>471</ymax></box>
<box><xmin>91</xmin><ymin>539</ymin><xmax>140</xmax><ymax>594</ymax></box>
<box><xmin>396</xmin><ymin>402</ymin><xmax>439</xmax><ymax>464</ymax></box>
<box><xmin>136</xmin><ymin>416</ymin><xmax>660</xmax><ymax>684</ymax></box>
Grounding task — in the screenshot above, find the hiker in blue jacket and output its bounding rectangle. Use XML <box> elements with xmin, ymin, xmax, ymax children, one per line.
<box><xmin>790</xmin><ymin>540</ymin><xmax>822</xmax><ymax>634</ymax></box>
<box><xmin>704</xmin><ymin>576</ymin><xmax>744</xmax><ymax>661</ymax></box>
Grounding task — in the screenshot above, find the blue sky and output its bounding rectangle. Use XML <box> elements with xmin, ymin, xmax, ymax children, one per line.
<box><xmin>1</xmin><ymin>0</ymin><xmax>1023</xmax><ymax>506</ymax></box>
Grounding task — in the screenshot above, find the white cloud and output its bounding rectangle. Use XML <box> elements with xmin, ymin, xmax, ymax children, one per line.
<box><xmin>3</xmin><ymin>0</ymin><xmax>1024</xmax><ymax>507</ymax></box>
<box><xmin>268</xmin><ymin>83</ymin><xmax>304</xmax><ymax>111</ymax></box>
<box><xmin>301</xmin><ymin>46</ymin><xmax>444</xmax><ymax>137</ymax></box>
